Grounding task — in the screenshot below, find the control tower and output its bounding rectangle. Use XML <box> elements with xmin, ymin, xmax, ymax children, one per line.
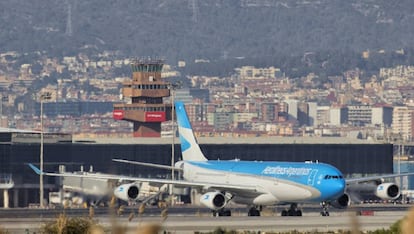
<box><xmin>113</xmin><ymin>59</ymin><xmax>172</xmax><ymax>137</ymax></box>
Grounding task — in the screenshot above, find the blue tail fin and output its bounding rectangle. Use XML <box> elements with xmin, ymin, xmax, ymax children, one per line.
<box><xmin>175</xmin><ymin>101</ymin><xmax>207</xmax><ymax>161</ymax></box>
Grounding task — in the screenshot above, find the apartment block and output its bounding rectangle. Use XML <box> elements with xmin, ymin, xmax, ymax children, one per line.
<box><xmin>348</xmin><ymin>105</ymin><xmax>372</xmax><ymax>126</ymax></box>
<box><xmin>297</xmin><ymin>102</ymin><xmax>309</xmax><ymax>126</ymax></box>
<box><xmin>392</xmin><ymin>106</ymin><xmax>414</xmax><ymax>141</ymax></box>
<box><xmin>329</xmin><ymin>106</ymin><xmax>348</xmax><ymax>126</ymax></box>
<box><xmin>308</xmin><ymin>102</ymin><xmax>318</xmax><ymax>127</ymax></box>
<box><xmin>316</xmin><ymin>106</ymin><xmax>330</xmax><ymax>126</ymax></box>
<box><xmin>235</xmin><ymin>66</ymin><xmax>282</xmax><ymax>79</ymax></box>
<box><xmin>260</xmin><ymin>102</ymin><xmax>280</xmax><ymax>122</ymax></box>
<box><xmin>372</xmin><ymin>106</ymin><xmax>393</xmax><ymax>126</ymax></box>
<box><xmin>285</xmin><ymin>99</ymin><xmax>298</xmax><ymax>122</ymax></box>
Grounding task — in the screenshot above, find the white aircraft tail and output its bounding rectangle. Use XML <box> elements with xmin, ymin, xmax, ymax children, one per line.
<box><xmin>175</xmin><ymin>101</ymin><xmax>207</xmax><ymax>161</ymax></box>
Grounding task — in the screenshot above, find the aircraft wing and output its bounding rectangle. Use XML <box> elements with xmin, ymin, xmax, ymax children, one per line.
<box><xmin>110</xmin><ymin>159</ymin><xmax>263</xmax><ymax>196</ymax></box>
<box><xmin>346</xmin><ymin>172</ymin><xmax>414</xmax><ymax>184</ymax></box>
<box><xmin>112</xmin><ymin>158</ymin><xmax>183</xmax><ymax>172</ymax></box>
<box><xmin>28</xmin><ymin>163</ymin><xmax>257</xmax><ymax>192</ymax></box>
<box><xmin>0</xmin><ymin>127</ymin><xmax>41</xmax><ymax>133</ymax></box>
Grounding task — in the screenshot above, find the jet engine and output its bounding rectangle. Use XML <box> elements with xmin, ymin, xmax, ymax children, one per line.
<box><xmin>199</xmin><ymin>192</ymin><xmax>228</xmax><ymax>210</ymax></box>
<box><xmin>347</xmin><ymin>182</ymin><xmax>400</xmax><ymax>202</ymax></box>
<box><xmin>375</xmin><ymin>183</ymin><xmax>400</xmax><ymax>200</ymax></box>
<box><xmin>330</xmin><ymin>194</ymin><xmax>350</xmax><ymax>209</ymax></box>
<box><xmin>113</xmin><ymin>183</ymin><xmax>140</xmax><ymax>202</ymax></box>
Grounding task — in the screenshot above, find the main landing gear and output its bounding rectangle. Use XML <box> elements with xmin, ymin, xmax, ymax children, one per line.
<box><xmin>213</xmin><ymin>209</ymin><xmax>231</xmax><ymax>216</ymax></box>
<box><xmin>320</xmin><ymin>201</ymin><xmax>330</xmax><ymax>216</ymax></box>
<box><xmin>247</xmin><ymin>206</ymin><xmax>261</xmax><ymax>216</ymax></box>
<box><xmin>213</xmin><ymin>206</ymin><xmax>262</xmax><ymax>217</ymax></box>
<box><xmin>281</xmin><ymin>203</ymin><xmax>302</xmax><ymax>216</ymax></box>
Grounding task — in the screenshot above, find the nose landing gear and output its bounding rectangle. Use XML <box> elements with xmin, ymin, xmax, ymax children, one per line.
<box><xmin>320</xmin><ymin>201</ymin><xmax>330</xmax><ymax>216</ymax></box>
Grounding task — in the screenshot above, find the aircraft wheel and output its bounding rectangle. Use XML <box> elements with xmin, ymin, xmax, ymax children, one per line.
<box><xmin>281</xmin><ymin>210</ymin><xmax>288</xmax><ymax>216</ymax></box>
<box><xmin>248</xmin><ymin>208</ymin><xmax>260</xmax><ymax>216</ymax></box>
<box><xmin>288</xmin><ymin>209</ymin><xmax>297</xmax><ymax>216</ymax></box>
<box><xmin>223</xmin><ymin>209</ymin><xmax>231</xmax><ymax>216</ymax></box>
<box><xmin>219</xmin><ymin>209</ymin><xmax>231</xmax><ymax>216</ymax></box>
<box><xmin>215</xmin><ymin>209</ymin><xmax>231</xmax><ymax>216</ymax></box>
<box><xmin>320</xmin><ymin>211</ymin><xmax>330</xmax><ymax>216</ymax></box>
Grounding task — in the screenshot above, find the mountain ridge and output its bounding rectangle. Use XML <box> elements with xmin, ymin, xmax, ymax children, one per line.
<box><xmin>1</xmin><ymin>0</ymin><xmax>413</xmax><ymax>63</ymax></box>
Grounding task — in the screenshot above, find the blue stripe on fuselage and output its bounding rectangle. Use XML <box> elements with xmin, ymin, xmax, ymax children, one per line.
<box><xmin>188</xmin><ymin>161</ymin><xmax>319</xmax><ymax>183</ymax></box>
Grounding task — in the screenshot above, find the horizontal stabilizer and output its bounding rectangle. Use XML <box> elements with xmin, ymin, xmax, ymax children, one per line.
<box><xmin>28</xmin><ymin>163</ymin><xmax>42</xmax><ymax>175</ymax></box>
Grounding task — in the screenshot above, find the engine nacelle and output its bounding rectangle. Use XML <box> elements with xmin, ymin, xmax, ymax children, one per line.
<box><xmin>330</xmin><ymin>194</ymin><xmax>350</xmax><ymax>209</ymax></box>
<box><xmin>113</xmin><ymin>183</ymin><xmax>140</xmax><ymax>202</ymax></box>
<box><xmin>375</xmin><ymin>183</ymin><xmax>400</xmax><ymax>200</ymax></box>
<box><xmin>199</xmin><ymin>192</ymin><xmax>228</xmax><ymax>210</ymax></box>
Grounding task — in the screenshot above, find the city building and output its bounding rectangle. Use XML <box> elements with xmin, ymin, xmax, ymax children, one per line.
<box><xmin>285</xmin><ymin>99</ymin><xmax>299</xmax><ymax>122</ymax></box>
<box><xmin>308</xmin><ymin>102</ymin><xmax>318</xmax><ymax>127</ymax></box>
<box><xmin>235</xmin><ymin>66</ymin><xmax>282</xmax><ymax>80</ymax></box>
<box><xmin>372</xmin><ymin>105</ymin><xmax>393</xmax><ymax>126</ymax></box>
<box><xmin>392</xmin><ymin>106</ymin><xmax>414</xmax><ymax>141</ymax></box>
<box><xmin>260</xmin><ymin>102</ymin><xmax>280</xmax><ymax>122</ymax></box>
<box><xmin>316</xmin><ymin>106</ymin><xmax>330</xmax><ymax>126</ymax></box>
<box><xmin>348</xmin><ymin>105</ymin><xmax>372</xmax><ymax>126</ymax></box>
<box><xmin>330</xmin><ymin>106</ymin><xmax>348</xmax><ymax>126</ymax></box>
<box><xmin>297</xmin><ymin>102</ymin><xmax>309</xmax><ymax>126</ymax></box>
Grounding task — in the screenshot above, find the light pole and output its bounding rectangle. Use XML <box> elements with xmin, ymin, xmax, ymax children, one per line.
<box><xmin>0</xmin><ymin>95</ymin><xmax>2</xmax><ymax>118</ymax></box>
<box><xmin>171</xmin><ymin>87</ymin><xmax>175</xmax><ymax>182</ymax></box>
<box><xmin>169</xmin><ymin>84</ymin><xmax>176</xmax><ymax>206</ymax></box>
<box><xmin>39</xmin><ymin>92</ymin><xmax>51</xmax><ymax>208</ymax></box>
<box><xmin>168</xmin><ymin>82</ymin><xmax>181</xmax><ymax>206</ymax></box>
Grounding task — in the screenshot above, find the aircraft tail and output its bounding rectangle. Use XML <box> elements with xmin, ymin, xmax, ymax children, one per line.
<box><xmin>175</xmin><ymin>101</ymin><xmax>207</xmax><ymax>161</ymax></box>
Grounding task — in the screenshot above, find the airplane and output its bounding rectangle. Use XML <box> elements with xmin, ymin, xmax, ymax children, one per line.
<box><xmin>29</xmin><ymin>101</ymin><xmax>413</xmax><ymax>217</ymax></box>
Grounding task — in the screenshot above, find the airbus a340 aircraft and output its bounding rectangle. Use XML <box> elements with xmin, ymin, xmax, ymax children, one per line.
<box><xmin>30</xmin><ymin>101</ymin><xmax>412</xmax><ymax>217</ymax></box>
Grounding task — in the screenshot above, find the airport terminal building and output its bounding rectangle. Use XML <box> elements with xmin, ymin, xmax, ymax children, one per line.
<box><xmin>0</xmin><ymin>132</ymin><xmax>395</xmax><ymax>207</ymax></box>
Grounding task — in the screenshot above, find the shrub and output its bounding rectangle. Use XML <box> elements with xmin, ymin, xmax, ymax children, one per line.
<box><xmin>0</xmin><ymin>226</ymin><xmax>9</xmax><ymax>234</ymax></box>
<box><xmin>40</xmin><ymin>213</ymin><xmax>98</xmax><ymax>234</ymax></box>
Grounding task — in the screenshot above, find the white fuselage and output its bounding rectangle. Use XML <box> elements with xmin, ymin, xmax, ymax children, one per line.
<box><xmin>183</xmin><ymin>162</ymin><xmax>321</xmax><ymax>205</ymax></box>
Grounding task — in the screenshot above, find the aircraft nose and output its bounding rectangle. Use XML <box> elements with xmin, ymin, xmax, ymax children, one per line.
<box><xmin>333</xmin><ymin>179</ymin><xmax>346</xmax><ymax>194</ymax></box>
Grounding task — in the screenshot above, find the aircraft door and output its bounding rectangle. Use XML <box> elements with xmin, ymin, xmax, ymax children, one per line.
<box><xmin>184</xmin><ymin>164</ymin><xmax>197</xmax><ymax>181</ymax></box>
<box><xmin>307</xmin><ymin>169</ymin><xmax>318</xmax><ymax>186</ymax></box>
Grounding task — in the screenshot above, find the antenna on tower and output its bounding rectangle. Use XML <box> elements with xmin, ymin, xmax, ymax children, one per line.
<box><xmin>65</xmin><ymin>0</ymin><xmax>73</xmax><ymax>37</ymax></box>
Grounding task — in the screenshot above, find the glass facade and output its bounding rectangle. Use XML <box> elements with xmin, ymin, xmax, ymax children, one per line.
<box><xmin>0</xmin><ymin>141</ymin><xmax>394</xmax><ymax>207</ymax></box>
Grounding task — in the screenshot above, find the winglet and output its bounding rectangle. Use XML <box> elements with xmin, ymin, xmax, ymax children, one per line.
<box><xmin>28</xmin><ymin>163</ymin><xmax>42</xmax><ymax>175</ymax></box>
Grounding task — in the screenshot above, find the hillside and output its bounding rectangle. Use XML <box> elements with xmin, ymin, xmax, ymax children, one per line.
<box><xmin>1</xmin><ymin>0</ymin><xmax>414</xmax><ymax>64</ymax></box>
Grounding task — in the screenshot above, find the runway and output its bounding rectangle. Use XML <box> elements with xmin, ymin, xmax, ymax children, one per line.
<box><xmin>130</xmin><ymin>212</ymin><xmax>407</xmax><ymax>233</ymax></box>
<box><xmin>0</xmin><ymin>209</ymin><xmax>410</xmax><ymax>233</ymax></box>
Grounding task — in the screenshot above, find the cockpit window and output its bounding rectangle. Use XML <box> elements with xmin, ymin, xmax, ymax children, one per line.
<box><xmin>324</xmin><ymin>175</ymin><xmax>343</xmax><ymax>179</ymax></box>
